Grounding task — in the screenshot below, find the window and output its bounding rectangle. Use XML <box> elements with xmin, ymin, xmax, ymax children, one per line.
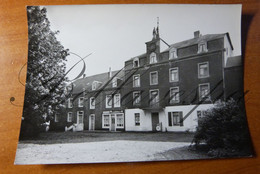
<box><xmin>133</xmin><ymin>74</ymin><xmax>140</xmax><ymax>87</ymax></box>
<box><xmin>106</xmin><ymin>95</ymin><xmax>112</xmax><ymax>108</ymax></box>
<box><xmin>82</xmin><ymin>88</ymin><xmax>86</xmax><ymax>98</ymax></box>
<box><xmin>150</xmin><ymin>52</ymin><xmax>157</xmax><ymax>64</ymax></box>
<box><xmin>133</xmin><ymin>57</ymin><xmax>139</xmax><ymax>68</ymax></box>
<box><xmin>112</xmin><ymin>78</ymin><xmax>117</xmax><ymax>88</ymax></box>
<box><xmin>150</xmin><ymin>71</ymin><xmax>158</xmax><ymax>85</ymax></box>
<box><xmin>114</xmin><ymin>94</ymin><xmax>121</xmax><ymax>107</ymax></box>
<box><xmin>78</xmin><ymin>97</ymin><xmax>84</xmax><ymax>107</ymax></box>
<box><xmin>67</xmin><ymin>112</ymin><xmax>73</xmax><ymax>122</ymax></box>
<box><xmin>169</xmin><ymin>48</ymin><xmax>177</xmax><ymax>59</ymax></box>
<box><xmin>198</xmin><ymin>42</ymin><xmax>208</xmax><ymax>53</ymax></box>
<box><xmin>198</xmin><ymin>62</ymin><xmax>209</xmax><ymax>78</ymax></box>
<box><xmin>68</xmin><ymin>98</ymin><xmax>73</xmax><ymax>108</ymax></box>
<box><xmin>92</xmin><ymin>81</ymin><xmax>100</xmax><ymax>90</ymax></box>
<box><xmin>89</xmin><ymin>97</ymin><xmax>95</xmax><ymax>109</ymax></box>
<box><xmin>170</xmin><ymin>87</ymin><xmax>180</xmax><ymax>103</ymax></box>
<box><xmin>169</xmin><ymin>68</ymin><xmax>179</xmax><ymax>82</ymax></box>
<box><xmin>197</xmin><ymin>110</ymin><xmax>207</xmax><ymax>126</ymax></box>
<box><xmin>54</xmin><ymin>113</ymin><xmax>59</xmax><ymax>122</ymax></box>
<box><xmin>168</xmin><ymin>112</ymin><xmax>183</xmax><ymax>126</ymax></box>
<box><xmin>77</xmin><ymin>111</ymin><xmax>84</xmax><ymax>124</ymax></box>
<box><xmin>116</xmin><ymin>114</ymin><xmax>124</xmax><ymax>127</ymax></box>
<box><xmin>199</xmin><ymin>83</ymin><xmax>210</xmax><ymax>101</ymax></box>
<box><xmin>133</xmin><ymin>91</ymin><xmax>141</xmax><ymax>105</ymax></box>
<box><xmin>103</xmin><ymin>114</ymin><xmax>110</xmax><ymax>127</ymax></box>
<box><xmin>150</xmin><ymin>89</ymin><xmax>159</xmax><ymax>106</ymax></box>
<box><xmin>135</xmin><ymin>113</ymin><xmax>140</xmax><ymax>126</ymax></box>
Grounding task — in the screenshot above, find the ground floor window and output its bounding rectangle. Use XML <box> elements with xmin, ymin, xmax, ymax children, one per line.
<box><xmin>168</xmin><ymin>112</ymin><xmax>183</xmax><ymax>126</ymax></box>
<box><xmin>116</xmin><ymin>114</ymin><xmax>124</xmax><ymax>127</ymax></box>
<box><xmin>197</xmin><ymin>110</ymin><xmax>207</xmax><ymax>126</ymax></box>
<box><xmin>67</xmin><ymin>112</ymin><xmax>73</xmax><ymax>122</ymax></box>
<box><xmin>54</xmin><ymin>113</ymin><xmax>59</xmax><ymax>122</ymax></box>
<box><xmin>103</xmin><ymin>114</ymin><xmax>110</xmax><ymax>128</ymax></box>
<box><xmin>135</xmin><ymin>113</ymin><xmax>140</xmax><ymax>126</ymax></box>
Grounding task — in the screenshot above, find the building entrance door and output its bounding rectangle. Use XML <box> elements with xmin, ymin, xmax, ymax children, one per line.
<box><xmin>110</xmin><ymin>114</ymin><xmax>116</xmax><ymax>131</ymax></box>
<box><xmin>89</xmin><ymin>114</ymin><xmax>95</xmax><ymax>131</ymax></box>
<box><xmin>76</xmin><ymin>112</ymin><xmax>84</xmax><ymax>131</ymax></box>
<box><xmin>151</xmin><ymin>112</ymin><xmax>159</xmax><ymax>131</ymax></box>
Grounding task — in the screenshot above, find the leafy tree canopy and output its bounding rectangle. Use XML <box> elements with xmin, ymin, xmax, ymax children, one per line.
<box><xmin>21</xmin><ymin>6</ymin><xmax>69</xmax><ymax>138</ymax></box>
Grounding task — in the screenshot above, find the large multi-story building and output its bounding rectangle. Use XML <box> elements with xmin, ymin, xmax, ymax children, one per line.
<box><xmin>50</xmin><ymin>27</ymin><xmax>243</xmax><ymax>132</ymax></box>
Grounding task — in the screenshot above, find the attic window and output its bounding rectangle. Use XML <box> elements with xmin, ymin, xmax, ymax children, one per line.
<box><xmin>198</xmin><ymin>41</ymin><xmax>208</xmax><ymax>53</ymax></box>
<box><xmin>112</xmin><ymin>78</ymin><xmax>117</xmax><ymax>88</ymax></box>
<box><xmin>169</xmin><ymin>48</ymin><xmax>177</xmax><ymax>59</ymax></box>
<box><xmin>133</xmin><ymin>57</ymin><xmax>139</xmax><ymax>68</ymax></box>
<box><xmin>92</xmin><ymin>81</ymin><xmax>98</xmax><ymax>90</ymax></box>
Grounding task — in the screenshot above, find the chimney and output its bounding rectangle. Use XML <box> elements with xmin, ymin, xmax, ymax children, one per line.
<box><xmin>194</xmin><ymin>30</ymin><xmax>200</xmax><ymax>38</ymax></box>
<box><xmin>108</xmin><ymin>67</ymin><xmax>112</xmax><ymax>79</ymax></box>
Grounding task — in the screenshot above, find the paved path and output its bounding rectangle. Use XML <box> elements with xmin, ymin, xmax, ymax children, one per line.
<box><xmin>15</xmin><ymin>141</ymin><xmax>190</xmax><ymax>164</ymax></box>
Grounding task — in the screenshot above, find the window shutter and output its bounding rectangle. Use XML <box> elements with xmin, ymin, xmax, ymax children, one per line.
<box><xmin>179</xmin><ymin>112</ymin><xmax>184</xmax><ymax>126</ymax></box>
<box><xmin>168</xmin><ymin>112</ymin><xmax>172</xmax><ymax>126</ymax></box>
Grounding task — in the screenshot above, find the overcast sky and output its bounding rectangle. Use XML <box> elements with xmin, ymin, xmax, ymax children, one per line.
<box><xmin>44</xmin><ymin>4</ymin><xmax>242</xmax><ymax>80</ymax></box>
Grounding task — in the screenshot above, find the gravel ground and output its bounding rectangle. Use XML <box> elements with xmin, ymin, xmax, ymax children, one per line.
<box><xmin>15</xmin><ymin>141</ymin><xmax>191</xmax><ymax>164</ymax></box>
<box><xmin>15</xmin><ymin>131</ymin><xmax>204</xmax><ymax>164</ymax></box>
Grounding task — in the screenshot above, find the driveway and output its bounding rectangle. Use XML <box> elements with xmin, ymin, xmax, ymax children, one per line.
<box><xmin>15</xmin><ymin>140</ymin><xmax>191</xmax><ymax>164</ymax></box>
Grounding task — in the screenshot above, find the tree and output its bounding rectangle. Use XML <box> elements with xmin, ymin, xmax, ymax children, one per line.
<box><xmin>192</xmin><ymin>99</ymin><xmax>253</xmax><ymax>157</ymax></box>
<box><xmin>20</xmin><ymin>6</ymin><xmax>69</xmax><ymax>138</ymax></box>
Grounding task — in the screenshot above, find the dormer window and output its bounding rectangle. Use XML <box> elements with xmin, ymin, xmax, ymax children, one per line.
<box><xmin>169</xmin><ymin>48</ymin><xmax>177</xmax><ymax>59</ymax></box>
<box><xmin>198</xmin><ymin>41</ymin><xmax>208</xmax><ymax>53</ymax></box>
<box><xmin>133</xmin><ymin>57</ymin><xmax>139</xmax><ymax>68</ymax></box>
<box><xmin>112</xmin><ymin>78</ymin><xmax>117</xmax><ymax>88</ymax></box>
<box><xmin>149</xmin><ymin>52</ymin><xmax>157</xmax><ymax>64</ymax></box>
<box><xmin>92</xmin><ymin>81</ymin><xmax>101</xmax><ymax>90</ymax></box>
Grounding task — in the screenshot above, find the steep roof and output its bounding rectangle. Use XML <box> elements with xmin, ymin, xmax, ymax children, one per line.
<box><xmin>226</xmin><ymin>55</ymin><xmax>242</xmax><ymax>68</ymax></box>
<box><xmin>70</xmin><ymin>69</ymin><xmax>125</xmax><ymax>94</ymax></box>
<box><xmin>126</xmin><ymin>32</ymin><xmax>233</xmax><ymax>61</ymax></box>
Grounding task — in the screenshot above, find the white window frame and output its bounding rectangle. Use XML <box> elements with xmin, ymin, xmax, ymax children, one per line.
<box><xmin>102</xmin><ymin>114</ymin><xmax>110</xmax><ymax>128</ymax></box>
<box><xmin>133</xmin><ymin>74</ymin><xmax>140</xmax><ymax>87</ymax></box>
<box><xmin>116</xmin><ymin>113</ymin><xmax>124</xmax><ymax>128</ymax></box>
<box><xmin>169</xmin><ymin>67</ymin><xmax>179</xmax><ymax>82</ymax></box>
<box><xmin>198</xmin><ymin>62</ymin><xmax>209</xmax><ymax>78</ymax></box>
<box><xmin>68</xmin><ymin>98</ymin><xmax>73</xmax><ymax>108</ymax></box>
<box><xmin>198</xmin><ymin>41</ymin><xmax>208</xmax><ymax>53</ymax></box>
<box><xmin>170</xmin><ymin>87</ymin><xmax>180</xmax><ymax>104</ymax></box>
<box><xmin>92</xmin><ymin>81</ymin><xmax>99</xmax><ymax>90</ymax></box>
<box><xmin>150</xmin><ymin>71</ymin><xmax>158</xmax><ymax>85</ymax></box>
<box><xmin>169</xmin><ymin>48</ymin><xmax>177</xmax><ymax>59</ymax></box>
<box><xmin>77</xmin><ymin>111</ymin><xmax>84</xmax><ymax>124</ymax></box>
<box><xmin>133</xmin><ymin>91</ymin><xmax>141</xmax><ymax>105</ymax></box>
<box><xmin>149</xmin><ymin>52</ymin><xmax>157</xmax><ymax>64</ymax></box>
<box><xmin>135</xmin><ymin>113</ymin><xmax>140</xmax><ymax>126</ymax></box>
<box><xmin>112</xmin><ymin>78</ymin><xmax>117</xmax><ymax>88</ymax></box>
<box><xmin>133</xmin><ymin>57</ymin><xmax>139</xmax><ymax>68</ymax></box>
<box><xmin>54</xmin><ymin>113</ymin><xmax>59</xmax><ymax>122</ymax></box>
<box><xmin>114</xmin><ymin>94</ymin><xmax>121</xmax><ymax>108</ymax></box>
<box><xmin>149</xmin><ymin>89</ymin><xmax>159</xmax><ymax>106</ymax></box>
<box><xmin>168</xmin><ymin>112</ymin><xmax>183</xmax><ymax>126</ymax></box>
<box><xmin>199</xmin><ymin>83</ymin><xmax>211</xmax><ymax>101</ymax></box>
<box><xmin>89</xmin><ymin>97</ymin><xmax>95</xmax><ymax>109</ymax></box>
<box><xmin>78</xmin><ymin>97</ymin><xmax>84</xmax><ymax>107</ymax></box>
<box><xmin>67</xmin><ymin>112</ymin><xmax>73</xmax><ymax>122</ymax></box>
<box><xmin>106</xmin><ymin>95</ymin><xmax>112</xmax><ymax>108</ymax></box>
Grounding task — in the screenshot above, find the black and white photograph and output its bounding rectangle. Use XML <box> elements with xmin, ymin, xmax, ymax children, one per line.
<box><xmin>15</xmin><ymin>4</ymin><xmax>253</xmax><ymax>164</ymax></box>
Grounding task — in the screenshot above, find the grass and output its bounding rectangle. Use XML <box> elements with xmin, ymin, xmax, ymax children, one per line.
<box><xmin>19</xmin><ymin>131</ymin><xmax>195</xmax><ymax>144</ymax></box>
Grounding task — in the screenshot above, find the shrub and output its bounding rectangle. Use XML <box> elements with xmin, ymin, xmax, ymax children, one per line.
<box><xmin>192</xmin><ymin>99</ymin><xmax>252</xmax><ymax>157</ymax></box>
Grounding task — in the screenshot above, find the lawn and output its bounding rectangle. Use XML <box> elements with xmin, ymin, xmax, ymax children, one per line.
<box><xmin>19</xmin><ymin>131</ymin><xmax>195</xmax><ymax>144</ymax></box>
